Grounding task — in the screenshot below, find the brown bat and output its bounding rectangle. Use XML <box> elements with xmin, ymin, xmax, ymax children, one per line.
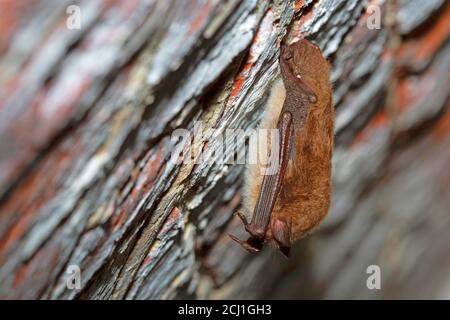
<box><xmin>230</xmin><ymin>39</ymin><xmax>334</xmax><ymax>257</ymax></box>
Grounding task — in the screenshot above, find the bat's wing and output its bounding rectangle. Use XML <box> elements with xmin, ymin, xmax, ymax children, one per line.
<box><xmin>250</xmin><ymin>111</ymin><xmax>292</xmax><ymax>235</ymax></box>
<box><xmin>230</xmin><ymin>111</ymin><xmax>293</xmax><ymax>253</ymax></box>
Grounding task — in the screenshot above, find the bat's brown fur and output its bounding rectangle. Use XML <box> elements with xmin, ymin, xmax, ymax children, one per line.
<box><xmin>240</xmin><ymin>39</ymin><xmax>334</xmax><ymax>249</ymax></box>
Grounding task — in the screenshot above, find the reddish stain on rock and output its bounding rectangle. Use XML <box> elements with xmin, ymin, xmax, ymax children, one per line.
<box><xmin>188</xmin><ymin>1</ymin><xmax>212</xmax><ymax>36</ymax></box>
<box><xmin>228</xmin><ymin>8</ymin><xmax>274</xmax><ymax>105</ymax></box>
<box><xmin>229</xmin><ymin>61</ymin><xmax>253</xmax><ymax>101</ymax></box>
<box><xmin>394</xmin><ymin>70</ymin><xmax>435</xmax><ymax>113</ymax></box>
<box><xmin>11</xmin><ymin>248</ymin><xmax>58</xmax><ymax>292</ymax></box>
<box><xmin>294</xmin><ymin>0</ymin><xmax>316</xmax><ymax>33</ymax></box>
<box><xmin>294</xmin><ymin>0</ymin><xmax>304</xmax><ymax>13</ymax></box>
<box><xmin>0</xmin><ymin>0</ymin><xmax>36</xmax><ymax>54</ymax></box>
<box><xmin>432</xmin><ymin>106</ymin><xmax>450</xmax><ymax>140</ymax></box>
<box><xmin>112</xmin><ymin>209</ymin><xmax>127</xmax><ymax>230</ymax></box>
<box><xmin>0</xmin><ymin>142</ymin><xmax>81</xmax><ymax>258</ymax></box>
<box><xmin>157</xmin><ymin>207</ymin><xmax>181</xmax><ymax>237</ymax></box>
<box><xmin>398</xmin><ymin>4</ymin><xmax>450</xmax><ymax>66</ymax></box>
<box><xmin>350</xmin><ymin>111</ymin><xmax>388</xmax><ymax>148</ymax></box>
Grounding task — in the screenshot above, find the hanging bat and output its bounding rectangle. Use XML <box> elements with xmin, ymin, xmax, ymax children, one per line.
<box><xmin>230</xmin><ymin>38</ymin><xmax>334</xmax><ymax>258</ymax></box>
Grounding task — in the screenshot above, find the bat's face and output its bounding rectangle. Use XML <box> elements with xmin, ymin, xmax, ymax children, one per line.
<box><xmin>280</xmin><ymin>39</ymin><xmax>331</xmax><ymax>97</ymax></box>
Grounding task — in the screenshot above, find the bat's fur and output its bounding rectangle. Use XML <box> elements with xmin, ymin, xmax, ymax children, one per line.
<box><xmin>241</xmin><ymin>39</ymin><xmax>334</xmax><ymax>246</ymax></box>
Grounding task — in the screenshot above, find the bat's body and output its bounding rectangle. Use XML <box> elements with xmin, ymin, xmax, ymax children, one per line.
<box><xmin>230</xmin><ymin>39</ymin><xmax>334</xmax><ymax>257</ymax></box>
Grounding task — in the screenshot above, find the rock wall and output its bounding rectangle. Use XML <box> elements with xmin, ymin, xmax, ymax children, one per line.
<box><xmin>0</xmin><ymin>0</ymin><xmax>448</xmax><ymax>299</ymax></box>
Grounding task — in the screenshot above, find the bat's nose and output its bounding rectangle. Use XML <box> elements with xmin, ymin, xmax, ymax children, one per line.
<box><xmin>282</xmin><ymin>38</ymin><xmax>320</xmax><ymax>52</ymax></box>
<box><xmin>310</xmin><ymin>41</ymin><xmax>321</xmax><ymax>51</ymax></box>
<box><xmin>301</xmin><ymin>38</ymin><xmax>321</xmax><ymax>51</ymax></box>
<box><xmin>299</xmin><ymin>38</ymin><xmax>309</xmax><ymax>44</ymax></box>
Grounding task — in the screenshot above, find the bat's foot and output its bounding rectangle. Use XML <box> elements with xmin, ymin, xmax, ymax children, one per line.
<box><xmin>234</xmin><ymin>211</ymin><xmax>266</xmax><ymax>240</ymax></box>
<box><xmin>229</xmin><ymin>234</ymin><xmax>263</xmax><ymax>254</ymax></box>
<box><xmin>271</xmin><ymin>218</ymin><xmax>291</xmax><ymax>259</ymax></box>
<box><xmin>231</xmin><ymin>211</ymin><xmax>265</xmax><ymax>254</ymax></box>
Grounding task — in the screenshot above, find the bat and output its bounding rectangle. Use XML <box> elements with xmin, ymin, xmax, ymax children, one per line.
<box><xmin>230</xmin><ymin>38</ymin><xmax>334</xmax><ymax>258</ymax></box>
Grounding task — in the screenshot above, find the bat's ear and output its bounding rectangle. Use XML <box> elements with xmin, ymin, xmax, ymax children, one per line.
<box><xmin>271</xmin><ymin>218</ymin><xmax>291</xmax><ymax>258</ymax></box>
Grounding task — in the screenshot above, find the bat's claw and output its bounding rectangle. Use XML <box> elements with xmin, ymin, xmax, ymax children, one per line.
<box><xmin>279</xmin><ymin>246</ymin><xmax>290</xmax><ymax>259</ymax></box>
<box><xmin>234</xmin><ymin>211</ymin><xmax>249</xmax><ymax>226</ymax></box>
<box><xmin>229</xmin><ymin>234</ymin><xmax>263</xmax><ymax>254</ymax></box>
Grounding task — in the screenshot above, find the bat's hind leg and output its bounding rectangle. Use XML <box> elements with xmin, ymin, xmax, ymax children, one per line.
<box><xmin>229</xmin><ymin>211</ymin><xmax>265</xmax><ymax>254</ymax></box>
<box><xmin>235</xmin><ymin>211</ymin><xmax>266</xmax><ymax>239</ymax></box>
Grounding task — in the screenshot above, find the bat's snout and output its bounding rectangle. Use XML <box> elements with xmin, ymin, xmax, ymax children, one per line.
<box><xmin>298</xmin><ymin>38</ymin><xmax>321</xmax><ymax>52</ymax></box>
